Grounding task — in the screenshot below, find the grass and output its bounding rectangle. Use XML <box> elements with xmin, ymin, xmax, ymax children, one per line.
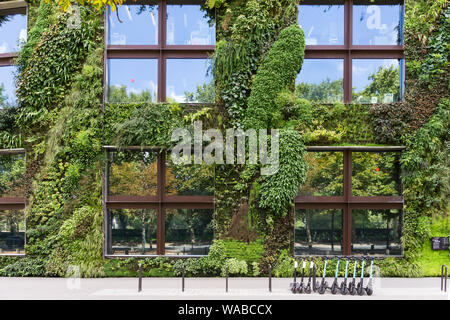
<box><xmin>417</xmin><ymin>216</ymin><xmax>450</xmax><ymax>276</ymax></box>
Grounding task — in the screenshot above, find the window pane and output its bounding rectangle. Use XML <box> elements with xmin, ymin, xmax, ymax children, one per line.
<box><xmin>0</xmin><ymin>210</ymin><xmax>25</xmax><ymax>254</ymax></box>
<box><xmin>107</xmin><ymin>59</ymin><xmax>158</xmax><ymax>103</ymax></box>
<box><xmin>298</xmin><ymin>3</ymin><xmax>344</xmax><ymax>45</ymax></box>
<box><xmin>0</xmin><ymin>153</ymin><xmax>25</xmax><ymax>198</ymax></box>
<box><xmin>166</xmin><ymin>4</ymin><xmax>215</xmax><ymax>45</ymax></box>
<box><xmin>352</xmin><ymin>152</ymin><xmax>402</xmax><ymax>196</ymax></box>
<box><xmin>353</xmin><ymin>3</ymin><xmax>403</xmax><ymax>45</ymax></box>
<box><xmin>352</xmin><ymin>209</ymin><xmax>403</xmax><ymax>256</ymax></box>
<box><xmin>108</xmin><ymin>209</ymin><xmax>157</xmax><ymax>255</ymax></box>
<box><xmin>298</xmin><ymin>152</ymin><xmax>343</xmax><ymax>196</ymax></box>
<box><xmin>166</xmin><ymin>59</ymin><xmax>214</xmax><ymax>103</ymax></box>
<box><xmin>166</xmin><ymin>158</ymin><xmax>214</xmax><ymax>196</ymax></box>
<box><xmin>0</xmin><ymin>66</ymin><xmax>18</xmax><ymax>107</ymax></box>
<box><xmin>295</xmin><ymin>59</ymin><xmax>344</xmax><ymax>103</ymax></box>
<box><xmin>295</xmin><ymin>209</ymin><xmax>343</xmax><ymax>255</ymax></box>
<box><xmin>165</xmin><ymin>209</ymin><xmax>213</xmax><ymax>256</ymax></box>
<box><xmin>108</xmin><ymin>150</ymin><xmax>158</xmax><ymax>197</ymax></box>
<box><xmin>107</xmin><ymin>5</ymin><xmax>158</xmax><ymax>45</ymax></box>
<box><xmin>352</xmin><ymin>59</ymin><xmax>401</xmax><ymax>103</ymax></box>
<box><xmin>0</xmin><ymin>13</ymin><xmax>27</xmax><ymax>53</ymax></box>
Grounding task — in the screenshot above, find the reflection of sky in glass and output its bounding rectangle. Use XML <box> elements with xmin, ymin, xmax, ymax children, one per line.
<box><xmin>0</xmin><ymin>14</ymin><xmax>27</xmax><ymax>53</ymax></box>
<box><xmin>0</xmin><ymin>66</ymin><xmax>17</xmax><ymax>107</ymax></box>
<box><xmin>352</xmin><ymin>59</ymin><xmax>399</xmax><ymax>92</ymax></box>
<box><xmin>298</xmin><ymin>4</ymin><xmax>344</xmax><ymax>45</ymax></box>
<box><xmin>107</xmin><ymin>59</ymin><xmax>157</xmax><ymax>102</ymax></box>
<box><xmin>296</xmin><ymin>59</ymin><xmax>344</xmax><ymax>84</ymax></box>
<box><xmin>167</xmin><ymin>5</ymin><xmax>215</xmax><ymax>45</ymax></box>
<box><xmin>108</xmin><ymin>5</ymin><xmax>158</xmax><ymax>45</ymax></box>
<box><xmin>166</xmin><ymin>59</ymin><xmax>212</xmax><ymax>103</ymax></box>
<box><xmin>353</xmin><ymin>5</ymin><xmax>402</xmax><ymax>45</ymax></box>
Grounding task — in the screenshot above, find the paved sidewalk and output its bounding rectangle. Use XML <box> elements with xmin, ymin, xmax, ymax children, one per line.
<box><xmin>0</xmin><ymin>277</ymin><xmax>448</xmax><ymax>300</ymax></box>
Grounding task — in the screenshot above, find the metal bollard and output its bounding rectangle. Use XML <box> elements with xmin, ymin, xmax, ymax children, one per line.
<box><xmin>294</xmin><ymin>258</ymin><xmax>297</xmax><ymax>283</ymax></box>
<box><xmin>182</xmin><ymin>263</ymin><xmax>185</xmax><ymax>292</ymax></box>
<box><xmin>226</xmin><ymin>264</ymin><xmax>229</xmax><ymax>293</ymax></box>
<box><xmin>269</xmin><ymin>265</ymin><xmax>272</xmax><ymax>293</ymax></box>
<box><xmin>138</xmin><ymin>263</ymin><xmax>143</xmax><ymax>292</ymax></box>
<box><xmin>441</xmin><ymin>265</ymin><xmax>447</xmax><ymax>292</ymax></box>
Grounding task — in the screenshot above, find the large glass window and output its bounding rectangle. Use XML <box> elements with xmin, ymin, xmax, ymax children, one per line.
<box><xmin>106</xmin><ymin>1</ymin><xmax>215</xmax><ymax>103</ymax></box>
<box><xmin>107</xmin><ymin>5</ymin><xmax>158</xmax><ymax>45</ymax></box>
<box><xmin>352</xmin><ymin>209</ymin><xmax>403</xmax><ymax>256</ymax></box>
<box><xmin>295</xmin><ymin>147</ymin><xmax>404</xmax><ymax>256</ymax></box>
<box><xmin>105</xmin><ymin>147</ymin><xmax>214</xmax><ymax>256</ymax></box>
<box><xmin>166</xmin><ymin>58</ymin><xmax>213</xmax><ymax>103</ymax></box>
<box><xmin>108</xmin><ymin>209</ymin><xmax>158</xmax><ymax>255</ymax></box>
<box><xmin>0</xmin><ymin>4</ymin><xmax>27</xmax><ymax>108</ymax></box>
<box><xmin>353</xmin><ymin>2</ymin><xmax>403</xmax><ymax>45</ymax></box>
<box><xmin>0</xmin><ymin>66</ymin><xmax>17</xmax><ymax>108</ymax></box>
<box><xmin>108</xmin><ymin>150</ymin><xmax>158</xmax><ymax>197</ymax></box>
<box><xmin>295</xmin><ymin>209</ymin><xmax>343</xmax><ymax>255</ymax></box>
<box><xmin>297</xmin><ymin>0</ymin><xmax>404</xmax><ymax>103</ymax></box>
<box><xmin>166</xmin><ymin>4</ymin><xmax>215</xmax><ymax>45</ymax></box>
<box><xmin>165</xmin><ymin>209</ymin><xmax>213</xmax><ymax>255</ymax></box>
<box><xmin>298</xmin><ymin>2</ymin><xmax>345</xmax><ymax>45</ymax></box>
<box><xmin>0</xmin><ymin>149</ymin><xmax>26</xmax><ymax>256</ymax></box>
<box><xmin>298</xmin><ymin>151</ymin><xmax>343</xmax><ymax>196</ymax></box>
<box><xmin>352</xmin><ymin>59</ymin><xmax>401</xmax><ymax>103</ymax></box>
<box><xmin>295</xmin><ymin>59</ymin><xmax>344</xmax><ymax>103</ymax></box>
<box><xmin>0</xmin><ymin>209</ymin><xmax>25</xmax><ymax>254</ymax></box>
<box><xmin>0</xmin><ymin>11</ymin><xmax>27</xmax><ymax>53</ymax></box>
<box><xmin>166</xmin><ymin>158</ymin><xmax>214</xmax><ymax>196</ymax></box>
<box><xmin>107</xmin><ymin>59</ymin><xmax>158</xmax><ymax>103</ymax></box>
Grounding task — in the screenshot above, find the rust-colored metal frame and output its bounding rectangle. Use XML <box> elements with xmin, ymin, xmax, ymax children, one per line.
<box><xmin>301</xmin><ymin>0</ymin><xmax>404</xmax><ymax>103</ymax></box>
<box><xmin>294</xmin><ymin>146</ymin><xmax>405</xmax><ymax>255</ymax></box>
<box><xmin>104</xmin><ymin>0</ymin><xmax>215</xmax><ymax>102</ymax></box>
<box><xmin>0</xmin><ymin>1</ymin><xmax>27</xmax><ymax>67</ymax></box>
<box><xmin>103</xmin><ymin>146</ymin><xmax>214</xmax><ymax>257</ymax></box>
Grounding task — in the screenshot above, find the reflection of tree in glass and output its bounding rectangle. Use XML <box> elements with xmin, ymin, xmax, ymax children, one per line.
<box><xmin>113</xmin><ymin>209</ymin><xmax>156</xmax><ymax>254</ymax></box>
<box><xmin>298</xmin><ymin>152</ymin><xmax>343</xmax><ymax>196</ymax></box>
<box><xmin>107</xmin><ymin>85</ymin><xmax>155</xmax><ymax>103</ymax></box>
<box><xmin>0</xmin><ymin>15</ymin><xmax>11</xmax><ymax>28</ymax></box>
<box><xmin>353</xmin><ymin>65</ymin><xmax>399</xmax><ymax>103</ymax></box>
<box><xmin>295</xmin><ymin>78</ymin><xmax>343</xmax><ymax>103</ymax></box>
<box><xmin>183</xmin><ymin>81</ymin><xmax>215</xmax><ymax>103</ymax></box>
<box><xmin>352</xmin><ymin>152</ymin><xmax>400</xmax><ymax>196</ymax></box>
<box><xmin>0</xmin><ymin>210</ymin><xmax>24</xmax><ymax>234</ymax></box>
<box><xmin>166</xmin><ymin>209</ymin><xmax>213</xmax><ymax>248</ymax></box>
<box><xmin>166</xmin><ymin>158</ymin><xmax>214</xmax><ymax>196</ymax></box>
<box><xmin>0</xmin><ymin>154</ymin><xmax>26</xmax><ymax>198</ymax></box>
<box><xmin>109</xmin><ymin>151</ymin><xmax>158</xmax><ymax>196</ymax></box>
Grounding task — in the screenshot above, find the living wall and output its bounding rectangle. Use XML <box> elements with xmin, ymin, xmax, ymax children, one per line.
<box><xmin>0</xmin><ymin>0</ymin><xmax>448</xmax><ymax>277</ymax></box>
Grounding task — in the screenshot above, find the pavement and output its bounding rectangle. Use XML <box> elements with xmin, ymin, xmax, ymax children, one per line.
<box><xmin>0</xmin><ymin>277</ymin><xmax>448</xmax><ymax>300</ymax></box>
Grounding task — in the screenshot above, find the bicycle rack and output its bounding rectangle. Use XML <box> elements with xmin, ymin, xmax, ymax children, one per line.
<box><xmin>441</xmin><ymin>265</ymin><xmax>447</xmax><ymax>292</ymax></box>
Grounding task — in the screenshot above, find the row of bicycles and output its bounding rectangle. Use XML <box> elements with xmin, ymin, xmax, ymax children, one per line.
<box><xmin>289</xmin><ymin>256</ymin><xmax>375</xmax><ymax>296</ymax></box>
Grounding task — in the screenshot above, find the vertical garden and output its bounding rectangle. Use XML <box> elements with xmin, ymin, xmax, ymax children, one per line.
<box><xmin>0</xmin><ymin>0</ymin><xmax>448</xmax><ymax>277</ymax></box>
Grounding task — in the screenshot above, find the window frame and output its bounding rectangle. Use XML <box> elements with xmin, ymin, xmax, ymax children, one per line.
<box><xmin>104</xmin><ymin>0</ymin><xmax>215</xmax><ymax>103</ymax></box>
<box><xmin>294</xmin><ymin>146</ymin><xmax>405</xmax><ymax>257</ymax></box>
<box><xmin>300</xmin><ymin>0</ymin><xmax>404</xmax><ymax>103</ymax></box>
<box><xmin>0</xmin><ymin>148</ymin><xmax>26</xmax><ymax>257</ymax></box>
<box><xmin>0</xmin><ymin>1</ymin><xmax>27</xmax><ymax>67</ymax></box>
<box><xmin>103</xmin><ymin>146</ymin><xmax>214</xmax><ymax>257</ymax></box>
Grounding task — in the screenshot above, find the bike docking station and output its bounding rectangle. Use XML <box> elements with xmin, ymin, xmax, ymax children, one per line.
<box><xmin>290</xmin><ymin>256</ymin><xmax>378</xmax><ymax>296</ymax></box>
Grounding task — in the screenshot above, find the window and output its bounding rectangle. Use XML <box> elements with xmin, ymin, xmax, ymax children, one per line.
<box><xmin>0</xmin><ymin>149</ymin><xmax>26</xmax><ymax>256</ymax></box>
<box><xmin>295</xmin><ymin>146</ymin><xmax>404</xmax><ymax>256</ymax></box>
<box><xmin>106</xmin><ymin>1</ymin><xmax>215</xmax><ymax>103</ymax></box>
<box><xmin>0</xmin><ymin>1</ymin><xmax>27</xmax><ymax>108</ymax></box>
<box><xmin>297</xmin><ymin>0</ymin><xmax>404</xmax><ymax>103</ymax></box>
<box><xmin>104</xmin><ymin>147</ymin><xmax>214</xmax><ymax>256</ymax></box>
